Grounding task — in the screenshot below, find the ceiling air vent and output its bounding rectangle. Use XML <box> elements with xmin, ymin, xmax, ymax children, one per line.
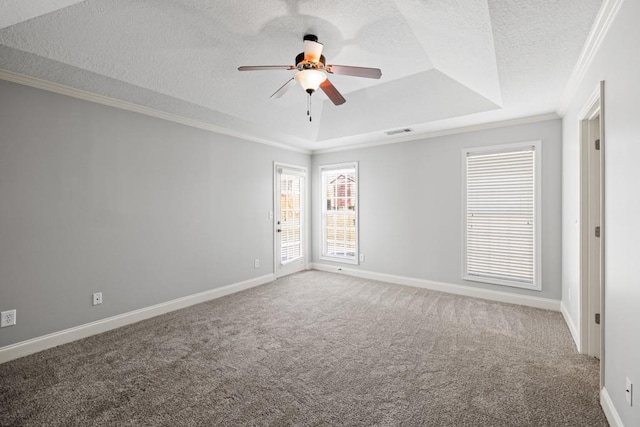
<box><xmin>385</xmin><ymin>128</ymin><xmax>412</xmax><ymax>136</ymax></box>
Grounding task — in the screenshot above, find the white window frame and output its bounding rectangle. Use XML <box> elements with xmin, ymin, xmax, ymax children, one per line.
<box><xmin>462</xmin><ymin>141</ymin><xmax>542</xmax><ymax>291</ymax></box>
<box><xmin>319</xmin><ymin>162</ymin><xmax>359</xmax><ymax>265</ymax></box>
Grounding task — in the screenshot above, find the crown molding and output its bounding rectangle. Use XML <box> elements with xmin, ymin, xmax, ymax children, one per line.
<box><xmin>312</xmin><ymin>112</ymin><xmax>559</xmax><ymax>154</ymax></box>
<box><xmin>0</xmin><ymin>69</ymin><xmax>311</xmax><ymax>155</ymax></box>
<box><xmin>0</xmin><ymin>69</ymin><xmax>564</xmax><ymax>156</ymax></box>
<box><xmin>556</xmin><ymin>0</ymin><xmax>625</xmax><ymax>116</ymax></box>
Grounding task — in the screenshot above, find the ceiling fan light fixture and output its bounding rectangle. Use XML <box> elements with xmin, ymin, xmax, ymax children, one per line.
<box><xmin>303</xmin><ymin>39</ymin><xmax>324</xmax><ymax>63</ymax></box>
<box><xmin>238</xmin><ymin>34</ymin><xmax>381</xmax><ymax>109</ymax></box>
<box><xmin>294</xmin><ymin>69</ymin><xmax>327</xmax><ymax>93</ymax></box>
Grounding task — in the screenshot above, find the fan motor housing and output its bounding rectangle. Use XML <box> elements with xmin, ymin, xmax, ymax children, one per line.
<box><xmin>295</xmin><ymin>53</ymin><xmax>326</xmax><ymax>69</ymax></box>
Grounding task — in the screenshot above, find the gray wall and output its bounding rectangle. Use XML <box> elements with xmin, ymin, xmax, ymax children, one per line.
<box><xmin>0</xmin><ymin>80</ymin><xmax>310</xmax><ymax>347</ymax></box>
<box><xmin>562</xmin><ymin>0</ymin><xmax>640</xmax><ymax>424</ymax></box>
<box><xmin>312</xmin><ymin>119</ymin><xmax>563</xmax><ymax>300</ymax></box>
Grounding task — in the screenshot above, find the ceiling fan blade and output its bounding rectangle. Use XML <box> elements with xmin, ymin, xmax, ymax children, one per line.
<box><xmin>320</xmin><ymin>79</ymin><xmax>346</xmax><ymax>105</ymax></box>
<box><xmin>238</xmin><ymin>65</ymin><xmax>295</xmax><ymax>71</ymax></box>
<box><xmin>326</xmin><ymin>65</ymin><xmax>382</xmax><ymax>79</ymax></box>
<box><xmin>304</xmin><ymin>40</ymin><xmax>324</xmax><ymax>63</ymax></box>
<box><xmin>270</xmin><ymin>78</ymin><xmax>296</xmax><ymax>99</ymax></box>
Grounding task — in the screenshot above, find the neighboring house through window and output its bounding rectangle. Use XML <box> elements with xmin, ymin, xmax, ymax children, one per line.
<box><xmin>320</xmin><ymin>163</ymin><xmax>358</xmax><ymax>264</ymax></box>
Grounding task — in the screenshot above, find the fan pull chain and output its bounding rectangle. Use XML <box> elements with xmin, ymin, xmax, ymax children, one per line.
<box><xmin>307</xmin><ymin>93</ymin><xmax>312</xmax><ymax>122</ymax></box>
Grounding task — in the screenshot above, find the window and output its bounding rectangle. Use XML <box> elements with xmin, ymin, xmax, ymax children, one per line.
<box><xmin>320</xmin><ymin>163</ymin><xmax>358</xmax><ymax>264</ymax></box>
<box><xmin>463</xmin><ymin>141</ymin><xmax>541</xmax><ymax>290</ymax></box>
<box><xmin>279</xmin><ymin>169</ymin><xmax>303</xmax><ymax>264</ymax></box>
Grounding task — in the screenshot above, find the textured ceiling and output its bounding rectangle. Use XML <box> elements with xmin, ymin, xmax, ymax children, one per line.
<box><xmin>0</xmin><ymin>0</ymin><xmax>603</xmax><ymax>151</ymax></box>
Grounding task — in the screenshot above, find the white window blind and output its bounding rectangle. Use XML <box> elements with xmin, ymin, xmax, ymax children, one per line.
<box><xmin>279</xmin><ymin>169</ymin><xmax>303</xmax><ymax>264</ymax></box>
<box><xmin>320</xmin><ymin>163</ymin><xmax>358</xmax><ymax>264</ymax></box>
<box><xmin>464</xmin><ymin>143</ymin><xmax>540</xmax><ymax>290</ymax></box>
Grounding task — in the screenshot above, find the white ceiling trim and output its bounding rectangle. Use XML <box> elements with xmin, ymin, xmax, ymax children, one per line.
<box><xmin>2</xmin><ymin>68</ymin><xmax>560</xmax><ymax>157</ymax></box>
<box><xmin>312</xmin><ymin>113</ymin><xmax>560</xmax><ymax>154</ymax></box>
<box><xmin>556</xmin><ymin>0</ymin><xmax>624</xmax><ymax>116</ymax></box>
<box><xmin>0</xmin><ymin>69</ymin><xmax>311</xmax><ymax>155</ymax></box>
<box><xmin>0</xmin><ymin>0</ymin><xmax>601</xmax><ymax>146</ymax></box>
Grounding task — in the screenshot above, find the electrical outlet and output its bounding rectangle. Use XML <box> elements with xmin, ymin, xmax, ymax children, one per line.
<box><xmin>626</xmin><ymin>377</ymin><xmax>633</xmax><ymax>406</ymax></box>
<box><xmin>1</xmin><ymin>309</ymin><xmax>16</xmax><ymax>327</ymax></box>
<box><xmin>92</xmin><ymin>292</ymin><xmax>103</xmax><ymax>306</ymax></box>
<box><xmin>254</xmin><ymin>259</ymin><xmax>260</xmax><ymax>268</ymax></box>
<box><xmin>359</xmin><ymin>254</ymin><xmax>365</xmax><ymax>262</ymax></box>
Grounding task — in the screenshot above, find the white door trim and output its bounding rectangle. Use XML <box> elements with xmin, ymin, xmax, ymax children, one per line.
<box><xmin>579</xmin><ymin>81</ymin><xmax>605</xmax><ymax>387</ymax></box>
<box><xmin>273</xmin><ymin>162</ymin><xmax>309</xmax><ymax>278</ymax></box>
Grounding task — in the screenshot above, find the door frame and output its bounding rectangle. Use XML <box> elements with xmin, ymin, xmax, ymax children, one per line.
<box><xmin>579</xmin><ymin>81</ymin><xmax>605</xmax><ymax>387</ymax></box>
<box><xmin>273</xmin><ymin>162</ymin><xmax>310</xmax><ymax>278</ymax></box>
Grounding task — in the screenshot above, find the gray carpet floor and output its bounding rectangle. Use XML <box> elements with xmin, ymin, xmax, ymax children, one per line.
<box><xmin>1</xmin><ymin>270</ymin><xmax>607</xmax><ymax>426</ymax></box>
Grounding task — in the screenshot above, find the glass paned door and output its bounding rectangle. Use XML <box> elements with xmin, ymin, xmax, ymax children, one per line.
<box><xmin>275</xmin><ymin>165</ymin><xmax>306</xmax><ymax>277</ymax></box>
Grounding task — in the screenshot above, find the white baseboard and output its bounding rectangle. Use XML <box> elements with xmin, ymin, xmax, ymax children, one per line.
<box><xmin>601</xmin><ymin>387</ymin><xmax>625</xmax><ymax>427</ymax></box>
<box><xmin>0</xmin><ymin>273</ymin><xmax>275</xmax><ymax>364</ymax></box>
<box><xmin>310</xmin><ymin>263</ymin><xmax>560</xmax><ymax>311</ymax></box>
<box><xmin>560</xmin><ymin>301</ymin><xmax>581</xmax><ymax>351</ymax></box>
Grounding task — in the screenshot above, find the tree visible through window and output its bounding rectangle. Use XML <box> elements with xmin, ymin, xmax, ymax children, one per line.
<box><xmin>321</xmin><ymin>163</ymin><xmax>358</xmax><ymax>263</ymax></box>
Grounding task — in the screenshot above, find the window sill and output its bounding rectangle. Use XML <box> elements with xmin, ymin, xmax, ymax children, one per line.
<box><xmin>463</xmin><ymin>275</ymin><xmax>541</xmax><ymax>291</ymax></box>
<box><xmin>319</xmin><ymin>255</ymin><xmax>359</xmax><ymax>266</ymax></box>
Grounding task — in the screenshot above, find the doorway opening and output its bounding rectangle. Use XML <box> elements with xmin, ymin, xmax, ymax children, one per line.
<box><xmin>274</xmin><ymin>163</ymin><xmax>308</xmax><ymax>278</ymax></box>
<box><xmin>579</xmin><ymin>81</ymin><xmax>605</xmax><ymax>387</ymax></box>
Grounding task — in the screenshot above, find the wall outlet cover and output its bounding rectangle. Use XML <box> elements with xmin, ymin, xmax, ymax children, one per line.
<box><xmin>1</xmin><ymin>309</ymin><xmax>16</xmax><ymax>327</ymax></box>
<box><xmin>92</xmin><ymin>292</ymin><xmax>103</xmax><ymax>306</ymax></box>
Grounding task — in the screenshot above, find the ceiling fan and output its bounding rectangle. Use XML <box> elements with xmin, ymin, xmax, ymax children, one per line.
<box><xmin>238</xmin><ymin>34</ymin><xmax>382</xmax><ymax>116</ymax></box>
